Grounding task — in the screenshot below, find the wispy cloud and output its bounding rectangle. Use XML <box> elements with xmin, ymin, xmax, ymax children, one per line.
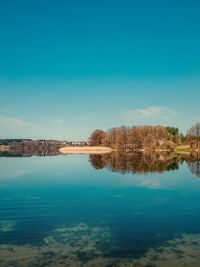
<box><xmin>136</xmin><ymin>106</ymin><xmax>163</xmax><ymax>117</ymax></box>
<box><xmin>0</xmin><ymin>115</ymin><xmax>27</xmax><ymax>127</ymax></box>
<box><xmin>0</xmin><ymin>114</ymin><xmax>40</xmax><ymax>138</ymax></box>
<box><xmin>136</xmin><ymin>178</ymin><xmax>161</xmax><ymax>189</ymax></box>
<box><xmin>49</xmin><ymin>119</ymin><xmax>65</xmax><ymax>124</ymax></box>
<box><xmin>0</xmin><ymin>115</ymin><xmax>38</xmax><ymax>128</ymax></box>
<box><xmin>129</xmin><ymin>106</ymin><xmax>176</xmax><ymax>119</ymax></box>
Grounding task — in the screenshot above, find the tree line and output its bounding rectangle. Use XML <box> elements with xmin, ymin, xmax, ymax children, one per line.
<box><xmin>0</xmin><ymin>139</ymin><xmax>29</xmax><ymax>145</ymax></box>
<box><xmin>187</xmin><ymin>122</ymin><xmax>200</xmax><ymax>150</ymax></box>
<box><xmin>89</xmin><ymin>125</ymin><xmax>180</xmax><ymax>150</ymax></box>
<box><xmin>89</xmin><ymin>123</ymin><xmax>200</xmax><ymax>151</ymax></box>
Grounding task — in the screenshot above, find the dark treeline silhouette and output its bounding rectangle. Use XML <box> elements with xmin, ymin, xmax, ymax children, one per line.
<box><xmin>1</xmin><ymin>140</ymin><xmax>63</xmax><ymax>157</ymax></box>
<box><xmin>0</xmin><ymin>139</ymin><xmax>30</xmax><ymax>145</ymax></box>
<box><xmin>89</xmin><ymin>152</ymin><xmax>200</xmax><ymax>177</ymax></box>
<box><xmin>89</xmin><ymin>126</ymin><xmax>180</xmax><ymax>150</ymax></box>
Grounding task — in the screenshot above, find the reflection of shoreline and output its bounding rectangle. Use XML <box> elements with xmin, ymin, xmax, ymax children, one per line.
<box><xmin>0</xmin><ymin>145</ymin><xmax>113</xmax><ymax>157</ymax></box>
<box><xmin>188</xmin><ymin>160</ymin><xmax>200</xmax><ymax>178</ymax></box>
<box><xmin>1</xmin><ymin>149</ymin><xmax>200</xmax><ymax>178</ymax></box>
<box><xmin>0</xmin><ymin>140</ymin><xmax>62</xmax><ymax>157</ymax></box>
<box><xmin>89</xmin><ymin>152</ymin><xmax>200</xmax><ymax>177</ymax></box>
<box><xmin>0</xmin><ymin>150</ymin><xmax>60</xmax><ymax>157</ymax></box>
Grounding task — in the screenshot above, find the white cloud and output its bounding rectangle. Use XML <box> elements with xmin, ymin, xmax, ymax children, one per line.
<box><xmin>129</xmin><ymin>106</ymin><xmax>176</xmax><ymax>119</ymax></box>
<box><xmin>123</xmin><ymin>106</ymin><xmax>179</xmax><ymax>127</ymax></box>
<box><xmin>49</xmin><ymin>119</ymin><xmax>65</xmax><ymax>124</ymax></box>
<box><xmin>0</xmin><ymin>115</ymin><xmax>27</xmax><ymax>127</ymax></box>
<box><xmin>136</xmin><ymin>106</ymin><xmax>163</xmax><ymax>117</ymax></box>
<box><xmin>136</xmin><ymin>178</ymin><xmax>161</xmax><ymax>189</ymax></box>
<box><xmin>0</xmin><ymin>114</ymin><xmax>40</xmax><ymax>138</ymax></box>
<box><xmin>0</xmin><ymin>115</ymin><xmax>39</xmax><ymax>128</ymax></box>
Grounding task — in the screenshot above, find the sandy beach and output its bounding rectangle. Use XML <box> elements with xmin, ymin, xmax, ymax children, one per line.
<box><xmin>59</xmin><ymin>146</ymin><xmax>113</xmax><ymax>155</ymax></box>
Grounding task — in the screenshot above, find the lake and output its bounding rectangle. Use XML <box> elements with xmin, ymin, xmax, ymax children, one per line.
<box><xmin>0</xmin><ymin>152</ymin><xmax>200</xmax><ymax>266</ymax></box>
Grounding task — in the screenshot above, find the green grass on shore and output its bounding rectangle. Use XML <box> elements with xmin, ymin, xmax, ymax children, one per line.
<box><xmin>175</xmin><ymin>145</ymin><xmax>191</xmax><ymax>154</ymax></box>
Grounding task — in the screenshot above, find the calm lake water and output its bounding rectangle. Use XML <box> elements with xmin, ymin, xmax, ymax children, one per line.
<box><xmin>0</xmin><ymin>153</ymin><xmax>200</xmax><ymax>266</ymax></box>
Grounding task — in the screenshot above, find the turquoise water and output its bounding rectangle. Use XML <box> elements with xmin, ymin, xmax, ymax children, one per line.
<box><xmin>0</xmin><ymin>154</ymin><xmax>200</xmax><ymax>266</ymax></box>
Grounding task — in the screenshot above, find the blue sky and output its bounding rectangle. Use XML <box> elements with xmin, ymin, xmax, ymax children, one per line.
<box><xmin>0</xmin><ymin>0</ymin><xmax>200</xmax><ymax>140</ymax></box>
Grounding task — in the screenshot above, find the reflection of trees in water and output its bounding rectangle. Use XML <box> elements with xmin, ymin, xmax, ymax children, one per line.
<box><xmin>89</xmin><ymin>152</ymin><xmax>180</xmax><ymax>175</ymax></box>
<box><xmin>0</xmin><ymin>143</ymin><xmax>61</xmax><ymax>157</ymax></box>
<box><xmin>188</xmin><ymin>161</ymin><xmax>200</xmax><ymax>177</ymax></box>
<box><xmin>0</xmin><ymin>150</ymin><xmax>60</xmax><ymax>157</ymax></box>
<box><xmin>89</xmin><ymin>152</ymin><xmax>200</xmax><ymax>178</ymax></box>
<box><xmin>89</xmin><ymin>154</ymin><xmax>110</xmax><ymax>170</ymax></box>
<box><xmin>187</xmin><ymin>153</ymin><xmax>200</xmax><ymax>178</ymax></box>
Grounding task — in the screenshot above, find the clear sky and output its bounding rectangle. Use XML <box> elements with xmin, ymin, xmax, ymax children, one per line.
<box><xmin>0</xmin><ymin>0</ymin><xmax>200</xmax><ymax>140</ymax></box>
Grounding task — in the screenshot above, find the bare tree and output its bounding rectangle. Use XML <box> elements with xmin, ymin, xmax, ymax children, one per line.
<box><xmin>89</xmin><ymin>125</ymin><xmax>178</xmax><ymax>150</ymax></box>
<box><xmin>188</xmin><ymin>122</ymin><xmax>200</xmax><ymax>150</ymax></box>
<box><xmin>144</xmin><ymin>133</ymin><xmax>156</xmax><ymax>149</ymax></box>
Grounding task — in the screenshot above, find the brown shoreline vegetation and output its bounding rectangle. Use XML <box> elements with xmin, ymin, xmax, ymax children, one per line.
<box><xmin>0</xmin><ymin>123</ymin><xmax>200</xmax><ymax>155</ymax></box>
<box><xmin>89</xmin><ymin>124</ymin><xmax>200</xmax><ymax>153</ymax></box>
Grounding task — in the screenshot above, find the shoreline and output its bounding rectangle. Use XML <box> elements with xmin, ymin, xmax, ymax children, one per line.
<box><xmin>58</xmin><ymin>146</ymin><xmax>199</xmax><ymax>155</ymax></box>
<box><xmin>59</xmin><ymin>146</ymin><xmax>113</xmax><ymax>155</ymax></box>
